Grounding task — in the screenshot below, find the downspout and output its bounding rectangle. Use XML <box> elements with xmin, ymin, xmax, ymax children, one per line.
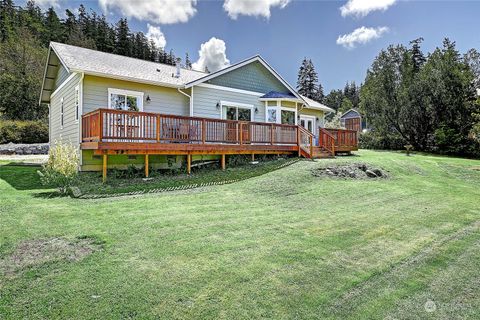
<box><xmin>178</xmin><ymin>87</ymin><xmax>193</xmax><ymax>116</ymax></box>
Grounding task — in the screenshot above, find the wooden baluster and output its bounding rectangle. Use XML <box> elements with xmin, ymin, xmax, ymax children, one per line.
<box><xmin>99</xmin><ymin>110</ymin><xmax>103</xmax><ymax>142</ymax></box>
<box><xmin>270</xmin><ymin>124</ymin><xmax>274</xmax><ymax>145</ymax></box>
<box><xmin>239</xmin><ymin>122</ymin><xmax>243</xmax><ymax>145</ymax></box>
<box><xmin>202</xmin><ymin>119</ymin><xmax>206</xmax><ymax>144</ymax></box>
<box><xmin>156</xmin><ymin>114</ymin><xmax>160</xmax><ymax>142</ymax></box>
<box><xmin>310</xmin><ymin>135</ymin><xmax>313</xmax><ymax>158</ymax></box>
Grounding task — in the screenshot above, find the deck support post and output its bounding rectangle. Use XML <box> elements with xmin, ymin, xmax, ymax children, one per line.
<box><xmin>251</xmin><ymin>153</ymin><xmax>255</xmax><ymax>162</ymax></box>
<box><xmin>102</xmin><ymin>154</ymin><xmax>107</xmax><ymax>183</ymax></box>
<box><xmin>145</xmin><ymin>154</ymin><xmax>149</xmax><ymax>177</ymax></box>
<box><xmin>221</xmin><ymin>154</ymin><xmax>226</xmax><ymax>170</ymax></box>
<box><xmin>187</xmin><ymin>154</ymin><xmax>191</xmax><ymax>175</ymax></box>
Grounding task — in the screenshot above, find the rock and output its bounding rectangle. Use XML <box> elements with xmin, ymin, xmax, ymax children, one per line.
<box><xmin>365</xmin><ymin>170</ymin><xmax>378</xmax><ymax>178</ymax></box>
<box><xmin>69</xmin><ymin>186</ymin><xmax>82</xmax><ymax>198</ymax></box>
<box><xmin>373</xmin><ymin>169</ymin><xmax>383</xmax><ymax>177</ymax></box>
<box><xmin>0</xmin><ymin>143</ymin><xmax>49</xmax><ymax>155</ymax></box>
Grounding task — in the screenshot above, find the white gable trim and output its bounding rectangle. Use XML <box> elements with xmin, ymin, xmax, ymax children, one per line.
<box><xmin>340</xmin><ymin>108</ymin><xmax>361</xmax><ymax>119</ymax></box>
<box><xmin>50</xmin><ymin>72</ymin><xmax>79</xmax><ymax>99</ymax></box>
<box><xmin>184</xmin><ymin>55</ymin><xmax>304</xmax><ymax>102</ymax></box>
<box><xmin>197</xmin><ymin>83</ymin><xmax>264</xmax><ymax>97</ymax></box>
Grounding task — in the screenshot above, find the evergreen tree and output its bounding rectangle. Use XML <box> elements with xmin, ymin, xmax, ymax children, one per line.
<box><xmin>0</xmin><ymin>0</ymin><xmax>16</xmax><ymax>42</ymax></box>
<box><xmin>316</xmin><ymin>83</ymin><xmax>324</xmax><ymax>103</ymax></box>
<box><xmin>115</xmin><ymin>18</ymin><xmax>131</xmax><ymax>56</ymax></box>
<box><xmin>42</xmin><ymin>7</ymin><xmax>63</xmax><ymax>45</ymax></box>
<box><xmin>0</xmin><ymin>28</ymin><xmax>47</xmax><ymax>120</ymax></box>
<box><xmin>296</xmin><ymin>58</ymin><xmax>318</xmax><ymax>100</ymax></box>
<box><xmin>185</xmin><ymin>53</ymin><xmax>192</xmax><ymax>69</ymax></box>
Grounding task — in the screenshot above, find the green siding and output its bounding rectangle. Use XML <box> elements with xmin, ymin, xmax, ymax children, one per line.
<box><xmin>54</xmin><ymin>65</ymin><xmax>69</xmax><ymax>90</ymax></box>
<box><xmin>193</xmin><ymin>85</ymin><xmax>265</xmax><ymax>121</ymax></box>
<box><xmin>82</xmin><ymin>75</ymin><xmax>190</xmax><ymax>115</ymax></box>
<box><xmin>50</xmin><ymin>72</ymin><xmax>82</xmax><ymax>146</ymax></box>
<box><xmin>206</xmin><ymin>61</ymin><xmax>290</xmax><ymax>94</ymax></box>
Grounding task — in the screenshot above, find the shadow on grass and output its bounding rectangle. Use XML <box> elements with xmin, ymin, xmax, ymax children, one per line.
<box><xmin>32</xmin><ymin>191</ymin><xmax>66</xmax><ymax>199</ymax></box>
<box><xmin>0</xmin><ymin>163</ymin><xmax>47</xmax><ymax>190</ymax></box>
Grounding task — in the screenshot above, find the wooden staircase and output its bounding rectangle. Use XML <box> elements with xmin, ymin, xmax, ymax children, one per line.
<box><xmin>312</xmin><ymin>146</ymin><xmax>334</xmax><ymax>159</ymax></box>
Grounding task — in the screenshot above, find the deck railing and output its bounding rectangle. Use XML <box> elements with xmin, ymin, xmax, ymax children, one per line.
<box><xmin>82</xmin><ymin>108</ymin><xmax>301</xmax><ymax>146</ymax></box>
<box><xmin>325</xmin><ymin>128</ymin><xmax>358</xmax><ymax>150</ymax></box>
<box><xmin>82</xmin><ymin>109</ymin><xmax>360</xmax><ymax>158</ymax></box>
<box><xmin>318</xmin><ymin>128</ymin><xmax>336</xmax><ymax>156</ymax></box>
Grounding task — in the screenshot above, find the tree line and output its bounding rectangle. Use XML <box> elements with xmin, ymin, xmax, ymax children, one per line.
<box><xmin>0</xmin><ymin>0</ymin><xmax>188</xmax><ymax>122</ymax></box>
<box><xmin>296</xmin><ymin>38</ymin><xmax>480</xmax><ymax>157</ymax></box>
<box><xmin>296</xmin><ymin>57</ymin><xmax>360</xmax><ymax>121</ymax></box>
<box><xmin>360</xmin><ymin>38</ymin><xmax>480</xmax><ymax>157</ymax></box>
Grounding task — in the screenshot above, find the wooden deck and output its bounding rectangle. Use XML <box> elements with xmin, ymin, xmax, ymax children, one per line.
<box><xmin>81</xmin><ymin>109</ymin><xmax>358</xmax><ymax>180</ymax></box>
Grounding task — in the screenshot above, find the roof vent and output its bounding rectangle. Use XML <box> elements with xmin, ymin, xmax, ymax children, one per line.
<box><xmin>175</xmin><ymin>57</ymin><xmax>181</xmax><ymax>78</ymax></box>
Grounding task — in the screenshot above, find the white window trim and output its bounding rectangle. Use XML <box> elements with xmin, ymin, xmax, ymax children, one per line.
<box><xmin>299</xmin><ymin>114</ymin><xmax>316</xmax><ymax>132</ymax></box>
<box><xmin>74</xmin><ymin>85</ymin><xmax>80</xmax><ymax>123</ymax></box>
<box><xmin>220</xmin><ymin>100</ymin><xmax>254</xmax><ymax>121</ymax></box>
<box><xmin>60</xmin><ymin>97</ymin><xmax>64</xmax><ymax>130</ymax></box>
<box><xmin>265</xmin><ymin>100</ymin><xmax>297</xmax><ymax>125</ymax></box>
<box><xmin>107</xmin><ymin>88</ymin><xmax>144</xmax><ymax>111</ymax></box>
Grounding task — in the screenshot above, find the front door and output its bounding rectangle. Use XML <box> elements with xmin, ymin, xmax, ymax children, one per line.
<box><xmin>300</xmin><ymin>116</ymin><xmax>315</xmax><ymax>134</ymax></box>
<box><xmin>300</xmin><ymin>116</ymin><xmax>316</xmax><ymax>145</ymax></box>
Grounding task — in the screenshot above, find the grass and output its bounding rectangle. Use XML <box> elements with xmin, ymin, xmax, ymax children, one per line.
<box><xmin>74</xmin><ymin>156</ymin><xmax>296</xmax><ymax>196</ymax></box>
<box><xmin>0</xmin><ymin>150</ymin><xmax>479</xmax><ymax>319</ymax></box>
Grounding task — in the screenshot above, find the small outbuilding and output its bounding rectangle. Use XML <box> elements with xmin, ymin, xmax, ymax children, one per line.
<box><xmin>340</xmin><ymin>109</ymin><xmax>362</xmax><ymax>132</ymax></box>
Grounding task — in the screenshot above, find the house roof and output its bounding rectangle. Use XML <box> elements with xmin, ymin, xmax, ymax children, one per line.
<box><xmin>340</xmin><ymin>109</ymin><xmax>361</xmax><ymax>119</ymax></box>
<box><xmin>300</xmin><ymin>95</ymin><xmax>335</xmax><ymax>113</ymax></box>
<box><xmin>40</xmin><ymin>42</ymin><xmax>207</xmax><ymax>103</ymax></box>
<box><xmin>259</xmin><ymin>91</ymin><xmax>297</xmax><ymax>99</ymax></box>
<box><xmin>40</xmin><ymin>42</ymin><xmax>335</xmax><ymax>114</ymax></box>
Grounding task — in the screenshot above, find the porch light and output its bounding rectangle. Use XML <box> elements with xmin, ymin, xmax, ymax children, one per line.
<box><xmin>146</xmin><ymin>95</ymin><xmax>151</xmax><ymax>103</ymax></box>
<box><xmin>216</xmin><ymin>102</ymin><xmax>220</xmax><ymax>110</ymax></box>
<box><xmin>316</xmin><ymin>117</ymin><xmax>319</xmax><ymax>121</ymax></box>
<box><xmin>254</xmin><ymin>107</ymin><xmax>258</xmax><ymax>114</ymax></box>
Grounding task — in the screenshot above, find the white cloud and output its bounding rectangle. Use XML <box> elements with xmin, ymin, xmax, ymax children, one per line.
<box><xmin>35</xmin><ymin>0</ymin><xmax>61</xmax><ymax>8</ymax></box>
<box><xmin>340</xmin><ymin>0</ymin><xmax>396</xmax><ymax>18</ymax></box>
<box><xmin>146</xmin><ymin>24</ymin><xmax>166</xmax><ymax>48</ymax></box>
<box><xmin>99</xmin><ymin>0</ymin><xmax>197</xmax><ymax>24</ymax></box>
<box><xmin>192</xmin><ymin>37</ymin><xmax>230</xmax><ymax>73</ymax></box>
<box><xmin>336</xmin><ymin>26</ymin><xmax>389</xmax><ymax>49</ymax></box>
<box><xmin>223</xmin><ymin>0</ymin><xmax>290</xmax><ymax>19</ymax></box>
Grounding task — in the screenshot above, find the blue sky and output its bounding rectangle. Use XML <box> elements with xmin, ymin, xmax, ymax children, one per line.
<box><xmin>32</xmin><ymin>0</ymin><xmax>480</xmax><ymax>92</ymax></box>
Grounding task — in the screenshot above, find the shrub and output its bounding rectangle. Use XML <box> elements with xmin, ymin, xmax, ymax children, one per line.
<box><xmin>359</xmin><ymin>131</ymin><xmax>406</xmax><ymax>150</ymax></box>
<box><xmin>0</xmin><ymin>120</ymin><xmax>48</xmax><ymax>144</ymax></box>
<box><xmin>37</xmin><ymin>141</ymin><xmax>79</xmax><ymax>194</ymax></box>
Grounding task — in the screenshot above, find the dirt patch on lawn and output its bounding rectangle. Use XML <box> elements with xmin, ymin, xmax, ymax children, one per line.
<box><xmin>312</xmin><ymin>162</ymin><xmax>389</xmax><ymax>179</ymax></box>
<box><xmin>0</xmin><ymin>236</ymin><xmax>103</xmax><ymax>276</ymax></box>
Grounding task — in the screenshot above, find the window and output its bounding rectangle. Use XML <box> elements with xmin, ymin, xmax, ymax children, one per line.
<box><xmin>221</xmin><ymin>102</ymin><xmax>253</xmax><ymax>121</ymax></box>
<box><xmin>74</xmin><ymin>85</ymin><xmax>79</xmax><ymax>122</ymax></box>
<box><xmin>108</xmin><ymin>88</ymin><xmax>144</xmax><ymax>111</ymax></box>
<box><xmin>265</xmin><ymin>103</ymin><xmax>297</xmax><ymax>125</ymax></box>
<box><xmin>281</xmin><ymin>110</ymin><xmax>295</xmax><ymax>125</ymax></box>
<box><xmin>267</xmin><ymin>107</ymin><xmax>277</xmax><ymax>123</ymax></box>
<box><xmin>60</xmin><ymin>97</ymin><xmax>64</xmax><ymax>128</ymax></box>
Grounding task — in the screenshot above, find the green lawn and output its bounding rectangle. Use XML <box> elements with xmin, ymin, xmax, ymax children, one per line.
<box><xmin>1</xmin><ymin>150</ymin><xmax>479</xmax><ymax>319</ymax></box>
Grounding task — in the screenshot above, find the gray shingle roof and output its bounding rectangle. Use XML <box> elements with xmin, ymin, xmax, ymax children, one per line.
<box><xmin>50</xmin><ymin>42</ymin><xmax>206</xmax><ymax>87</ymax></box>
